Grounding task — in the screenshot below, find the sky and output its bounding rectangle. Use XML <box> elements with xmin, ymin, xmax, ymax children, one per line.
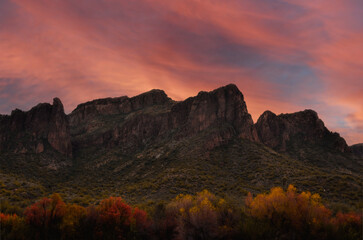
<box><xmin>0</xmin><ymin>0</ymin><xmax>362</xmax><ymax>144</ymax></box>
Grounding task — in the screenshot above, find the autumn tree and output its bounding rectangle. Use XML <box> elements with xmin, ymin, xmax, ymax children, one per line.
<box><xmin>129</xmin><ymin>207</ymin><xmax>150</xmax><ymax>239</ymax></box>
<box><xmin>88</xmin><ymin>196</ymin><xmax>150</xmax><ymax>240</ymax></box>
<box><xmin>60</xmin><ymin>204</ymin><xmax>87</xmax><ymax>239</ymax></box>
<box><xmin>167</xmin><ymin>190</ymin><xmax>239</xmax><ymax>240</ymax></box>
<box><xmin>1</xmin><ymin>213</ymin><xmax>26</xmax><ymax>239</ymax></box>
<box><xmin>1</xmin><ymin>188</ymin><xmax>361</xmax><ymax>240</ymax></box>
<box><xmin>24</xmin><ymin>193</ymin><xmax>66</xmax><ymax>239</ymax></box>
<box><xmin>244</xmin><ymin>185</ymin><xmax>361</xmax><ymax>240</ymax></box>
<box><xmin>330</xmin><ymin>212</ymin><xmax>362</xmax><ymax>240</ymax></box>
<box><xmin>95</xmin><ymin>196</ymin><xmax>132</xmax><ymax>239</ymax></box>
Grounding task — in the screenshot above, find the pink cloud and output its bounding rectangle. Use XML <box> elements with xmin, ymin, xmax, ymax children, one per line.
<box><xmin>0</xmin><ymin>0</ymin><xmax>362</xmax><ymax>144</ymax></box>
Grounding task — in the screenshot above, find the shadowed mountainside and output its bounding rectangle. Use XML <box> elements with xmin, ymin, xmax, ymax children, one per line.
<box><xmin>255</xmin><ymin>110</ymin><xmax>349</xmax><ymax>153</ymax></box>
<box><xmin>68</xmin><ymin>84</ymin><xmax>258</xmax><ymax>155</ymax></box>
<box><xmin>0</xmin><ymin>84</ymin><xmax>361</xmax><ymax>209</ymax></box>
<box><xmin>351</xmin><ymin>143</ymin><xmax>363</xmax><ymax>158</ymax></box>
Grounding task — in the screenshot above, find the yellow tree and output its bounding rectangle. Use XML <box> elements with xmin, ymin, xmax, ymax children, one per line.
<box><xmin>167</xmin><ymin>190</ymin><xmax>236</xmax><ymax>240</ymax></box>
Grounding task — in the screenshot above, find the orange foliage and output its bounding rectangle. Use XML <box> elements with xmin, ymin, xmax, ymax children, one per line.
<box><xmin>330</xmin><ymin>210</ymin><xmax>362</xmax><ymax>235</ymax></box>
<box><xmin>24</xmin><ymin>193</ymin><xmax>66</xmax><ymax>227</ymax></box>
<box><xmin>1</xmin><ymin>188</ymin><xmax>361</xmax><ymax>239</ymax></box>
<box><xmin>0</xmin><ymin>212</ymin><xmax>19</xmax><ymax>223</ymax></box>
<box><xmin>97</xmin><ymin>197</ymin><xmax>132</xmax><ymax>227</ymax></box>
<box><xmin>132</xmin><ymin>207</ymin><xmax>150</xmax><ymax>230</ymax></box>
<box><xmin>245</xmin><ymin>185</ymin><xmax>332</xmax><ymax>230</ymax></box>
<box><xmin>1</xmin><ymin>212</ymin><xmax>25</xmax><ymax>239</ymax></box>
<box><xmin>94</xmin><ymin>196</ymin><xmax>149</xmax><ymax>239</ymax></box>
<box><xmin>332</xmin><ymin>212</ymin><xmax>362</xmax><ymax>226</ymax></box>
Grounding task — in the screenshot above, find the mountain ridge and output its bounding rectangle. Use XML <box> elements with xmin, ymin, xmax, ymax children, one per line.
<box><xmin>0</xmin><ymin>84</ymin><xmax>361</xmax><ymax>209</ymax></box>
<box><xmin>0</xmin><ymin>84</ymin><xmax>356</xmax><ymax>157</ymax></box>
<box><xmin>0</xmin><ymin>98</ymin><xmax>72</xmax><ymax>157</ymax></box>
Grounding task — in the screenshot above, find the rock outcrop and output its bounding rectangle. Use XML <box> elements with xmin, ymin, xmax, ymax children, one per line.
<box><xmin>0</xmin><ymin>84</ymin><xmax>353</xmax><ymax>160</ymax></box>
<box><xmin>69</xmin><ymin>84</ymin><xmax>258</xmax><ymax>152</ymax></box>
<box><xmin>69</xmin><ymin>89</ymin><xmax>172</xmax><ymax>126</ymax></box>
<box><xmin>68</xmin><ymin>89</ymin><xmax>174</xmax><ymax>151</ymax></box>
<box><xmin>0</xmin><ymin>98</ymin><xmax>72</xmax><ymax>156</ymax></box>
<box><xmin>255</xmin><ymin>109</ymin><xmax>349</xmax><ymax>152</ymax></box>
<box><xmin>169</xmin><ymin>84</ymin><xmax>258</xmax><ymax>140</ymax></box>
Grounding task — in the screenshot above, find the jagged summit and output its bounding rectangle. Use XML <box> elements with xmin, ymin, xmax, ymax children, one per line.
<box><xmin>197</xmin><ymin>84</ymin><xmax>240</xmax><ymax>96</ymax></box>
<box><xmin>68</xmin><ymin>84</ymin><xmax>258</xmax><ymax>153</ymax></box>
<box><xmin>0</xmin><ymin>97</ymin><xmax>72</xmax><ymax>156</ymax></box>
<box><xmin>73</xmin><ymin>89</ymin><xmax>170</xmax><ymax>110</ymax></box>
<box><xmin>172</xmin><ymin>83</ymin><xmax>256</xmax><ymax>141</ymax></box>
<box><xmin>52</xmin><ymin>97</ymin><xmax>64</xmax><ymax>110</ymax></box>
<box><xmin>255</xmin><ymin>109</ymin><xmax>349</xmax><ymax>153</ymax></box>
<box><xmin>69</xmin><ymin>89</ymin><xmax>172</xmax><ymax>126</ymax></box>
<box><xmin>212</xmin><ymin>83</ymin><xmax>240</xmax><ymax>93</ymax></box>
<box><xmin>0</xmin><ymin>84</ymin><xmax>354</xmax><ymax>158</ymax></box>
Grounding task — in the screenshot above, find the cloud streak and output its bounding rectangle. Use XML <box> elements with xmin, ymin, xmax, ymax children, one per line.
<box><xmin>0</xmin><ymin>0</ymin><xmax>362</xmax><ymax>144</ymax></box>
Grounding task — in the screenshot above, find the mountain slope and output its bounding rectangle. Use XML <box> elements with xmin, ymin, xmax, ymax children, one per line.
<box><xmin>255</xmin><ymin>110</ymin><xmax>349</xmax><ymax>153</ymax></box>
<box><xmin>68</xmin><ymin>84</ymin><xmax>257</xmax><ymax>156</ymax></box>
<box><xmin>0</xmin><ymin>84</ymin><xmax>361</xmax><ymax>210</ymax></box>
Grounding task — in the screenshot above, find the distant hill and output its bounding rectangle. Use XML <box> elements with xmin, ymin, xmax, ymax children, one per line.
<box><xmin>0</xmin><ymin>84</ymin><xmax>361</xmax><ymax>210</ymax></box>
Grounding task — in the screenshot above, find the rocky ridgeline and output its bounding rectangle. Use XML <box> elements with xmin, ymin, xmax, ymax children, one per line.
<box><xmin>255</xmin><ymin>110</ymin><xmax>349</xmax><ymax>152</ymax></box>
<box><xmin>0</xmin><ymin>98</ymin><xmax>72</xmax><ymax>156</ymax></box>
<box><xmin>169</xmin><ymin>84</ymin><xmax>258</xmax><ymax>141</ymax></box>
<box><xmin>68</xmin><ymin>84</ymin><xmax>257</xmax><ymax>152</ymax></box>
<box><xmin>0</xmin><ymin>84</ymin><xmax>355</xmax><ymax>158</ymax></box>
<box><xmin>69</xmin><ymin>89</ymin><xmax>172</xmax><ymax>126</ymax></box>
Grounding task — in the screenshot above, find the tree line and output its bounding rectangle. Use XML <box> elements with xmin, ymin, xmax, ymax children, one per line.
<box><xmin>1</xmin><ymin>185</ymin><xmax>361</xmax><ymax>240</ymax></box>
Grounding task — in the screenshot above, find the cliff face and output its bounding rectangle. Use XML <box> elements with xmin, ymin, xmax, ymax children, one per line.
<box><xmin>68</xmin><ymin>89</ymin><xmax>174</xmax><ymax>151</ymax></box>
<box><xmin>255</xmin><ymin>110</ymin><xmax>349</xmax><ymax>153</ymax></box>
<box><xmin>69</xmin><ymin>84</ymin><xmax>258</xmax><ymax>152</ymax></box>
<box><xmin>0</xmin><ymin>98</ymin><xmax>72</xmax><ymax>156</ymax></box>
<box><xmin>69</xmin><ymin>89</ymin><xmax>172</xmax><ymax>126</ymax></box>
<box><xmin>0</xmin><ymin>84</ymin><xmax>354</xmax><ymax>160</ymax></box>
<box><xmin>169</xmin><ymin>84</ymin><xmax>258</xmax><ymax>141</ymax></box>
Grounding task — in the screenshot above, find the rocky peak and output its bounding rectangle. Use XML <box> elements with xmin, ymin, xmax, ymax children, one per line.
<box><xmin>69</xmin><ymin>84</ymin><xmax>259</xmax><ymax>154</ymax></box>
<box><xmin>131</xmin><ymin>89</ymin><xmax>169</xmax><ymax>106</ymax></box>
<box><xmin>48</xmin><ymin>98</ymin><xmax>72</xmax><ymax>156</ymax></box>
<box><xmin>255</xmin><ymin>109</ymin><xmax>349</xmax><ymax>152</ymax></box>
<box><xmin>170</xmin><ymin>84</ymin><xmax>258</xmax><ymax>141</ymax></box>
<box><xmin>52</xmin><ymin>97</ymin><xmax>64</xmax><ymax>112</ymax></box>
<box><xmin>255</xmin><ymin>110</ymin><xmax>283</xmax><ymax>148</ymax></box>
<box><xmin>69</xmin><ymin>89</ymin><xmax>172</xmax><ymax>126</ymax></box>
<box><xmin>0</xmin><ymin>98</ymin><xmax>72</xmax><ymax>156</ymax></box>
<box><xmin>258</xmin><ymin>110</ymin><xmax>277</xmax><ymax>122</ymax></box>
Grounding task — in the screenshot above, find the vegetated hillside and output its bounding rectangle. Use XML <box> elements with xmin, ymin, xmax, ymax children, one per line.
<box><xmin>0</xmin><ymin>84</ymin><xmax>361</xmax><ymax>211</ymax></box>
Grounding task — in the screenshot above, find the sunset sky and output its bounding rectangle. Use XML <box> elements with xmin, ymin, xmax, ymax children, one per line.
<box><xmin>0</xmin><ymin>0</ymin><xmax>362</xmax><ymax>144</ymax></box>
